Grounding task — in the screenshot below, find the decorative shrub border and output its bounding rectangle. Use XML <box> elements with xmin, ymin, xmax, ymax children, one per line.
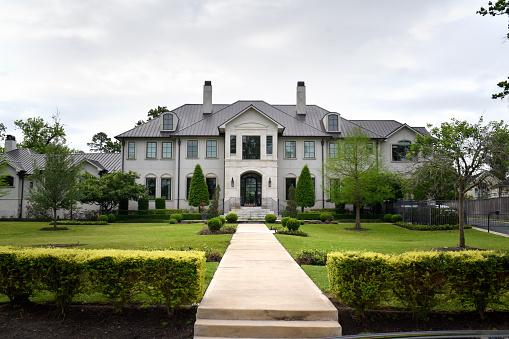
<box><xmin>327</xmin><ymin>250</ymin><xmax>509</xmax><ymax>317</ymax></box>
<box><xmin>0</xmin><ymin>247</ymin><xmax>206</xmax><ymax>314</ymax></box>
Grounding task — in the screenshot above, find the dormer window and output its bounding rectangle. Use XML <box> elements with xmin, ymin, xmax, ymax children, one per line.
<box><xmin>162</xmin><ymin>113</ymin><xmax>173</xmax><ymax>130</ymax></box>
<box><xmin>328</xmin><ymin>114</ymin><xmax>339</xmax><ymax>132</ymax></box>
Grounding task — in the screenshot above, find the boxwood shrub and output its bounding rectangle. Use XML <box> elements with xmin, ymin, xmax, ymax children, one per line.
<box><xmin>265</xmin><ymin>214</ymin><xmax>277</xmax><ymax>223</ymax></box>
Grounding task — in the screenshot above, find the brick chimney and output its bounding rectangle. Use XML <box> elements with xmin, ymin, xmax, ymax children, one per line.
<box><xmin>203</xmin><ymin>80</ymin><xmax>212</xmax><ymax>114</ymax></box>
<box><xmin>296</xmin><ymin>81</ymin><xmax>306</xmax><ymax>115</ymax></box>
<box><xmin>5</xmin><ymin>135</ymin><xmax>16</xmax><ymax>152</ymax></box>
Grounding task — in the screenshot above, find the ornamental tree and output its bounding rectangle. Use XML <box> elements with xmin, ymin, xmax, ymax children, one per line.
<box><xmin>188</xmin><ymin>164</ymin><xmax>209</xmax><ymax>212</ymax></box>
<box><xmin>325</xmin><ymin>127</ymin><xmax>395</xmax><ymax>230</ymax></box>
<box><xmin>295</xmin><ymin>164</ymin><xmax>315</xmax><ymax>212</ymax></box>
<box><xmin>411</xmin><ymin>117</ymin><xmax>509</xmax><ymax>248</ymax></box>
<box><xmin>28</xmin><ymin>143</ymin><xmax>83</xmax><ymax>228</ymax></box>
<box><xmin>78</xmin><ymin>170</ymin><xmax>147</xmax><ymax>212</ymax></box>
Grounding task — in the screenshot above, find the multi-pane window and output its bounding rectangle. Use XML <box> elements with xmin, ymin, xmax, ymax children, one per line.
<box><xmin>266</xmin><ymin>136</ymin><xmax>273</xmax><ymax>155</ymax></box>
<box><xmin>285</xmin><ymin>178</ymin><xmax>297</xmax><ymax>200</ymax></box>
<box><xmin>329</xmin><ymin>179</ymin><xmax>340</xmax><ymax>201</ymax></box>
<box><xmin>328</xmin><ymin>114</ymin><xmax>339</xmax><ymax>131</ymax></box>
<box><xmin>2</xmin><ymin>176</ymin><xmax>14</xmax><ymax>187</ymax></box>
<box><xmin>230</xmin><ymin>135</ymin><xmax>236</xmax><ymax>154</ymax></box>
<box><xmin>162</xmin><ymin>113</ymin><xmax>173</xmax><ymax>130</ymax></box>
<box><xmin>161</xmin><ymin>178</ymin><xmax>171</xmax><ymax>199</ymax></box>
<box><xmin>392</xmin><ymin>141</ymin><xmax>411</xmax><ymax>161</ymax></box>
<box><xmin>242</xmin><ymin>136</ymin><xmax>260</xmax><ymax>159</ymax></box>
<box><xmin>146</xmin><ymin>178</ymin><xmax>156</xmax><ymax>200</ymax></box>
<box><xmin>187</xmin><ymin>140</ymin><xmax>198</xmax><ymax>158</ymax></box>
<box><xmin>304</xmin><ymin>141</ymin><xmax>315</xmax><ymax>158</ymax></box>
<box><xmin>128</xmin><ymin>141</ymin><xmax>135</xmax><ymax>159</ymax></box>
<box><xmin>146</xmin><ymin>142</ymin><xmax>157</xmax><ymax>159</ymax></box>
<box><xmin>366</xmin><ymin>142</ymin><xmax>374</xmax><ymax>154</ymax></box>
<box><xmin>186</xmin><ymin>177</ymin><xmax>192</xmax><ymax>199</ymax></box>
<box><xmin>329</xmin><ymin>143</ymin><xmax>338</xmax><ymax>158</ymax></box>
<box><xmin>285</xmin><ymin>141</ymin><xmax>296</xmax><ymax>158</ymax></box>
<box><xmin>206</xmin><ymin>140</ymin><xmax>217</xmax><ymax>158</ymax></box>
<box><xmin>162</xmin><ymin>142</ymin><xmax>172</xmax><ymax>159</ymax></box>
<box><xmin>206</xmin><ymin>177</ymin><xmax>216</xmax><ymax>199</ymax></box>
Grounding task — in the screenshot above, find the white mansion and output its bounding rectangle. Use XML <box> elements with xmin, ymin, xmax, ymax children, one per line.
<box><xmin>1</xmin><ymin>82</ymin><xmax>427</xmax><ymax>218</ymax></box>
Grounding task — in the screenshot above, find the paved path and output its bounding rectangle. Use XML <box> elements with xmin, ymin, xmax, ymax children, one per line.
<box><xmin>194</xmin><ymin>224</ymin><xmax>341</xmax><ymax>339</ymax></box>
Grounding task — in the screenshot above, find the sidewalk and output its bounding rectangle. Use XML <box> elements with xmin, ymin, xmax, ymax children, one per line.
<box><xmin>194</xmin><ymin>224</ymin><xmax>341</xmax><ymax>339</ymax></box>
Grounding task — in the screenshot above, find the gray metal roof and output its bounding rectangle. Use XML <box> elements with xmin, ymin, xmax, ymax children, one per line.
<box><xmin>2</xmin><ymin>149</ymin><xmax>121</xmax><ymax>175</ymax></box>
<box><xmin>115</xmin><ymin>102</ymin><xmax>428</xmax><ymax>140</ymax></box>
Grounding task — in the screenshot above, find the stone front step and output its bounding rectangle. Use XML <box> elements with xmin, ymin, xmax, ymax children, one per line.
<box><xmin>194</xmin><ymin>319</ymin><xmax>341</xmax><ymax>338</ymax></box>
<box><xmin>196</xmin><ymin>307</ymin><xmax>338</xmax><ymax>322</ymax></box>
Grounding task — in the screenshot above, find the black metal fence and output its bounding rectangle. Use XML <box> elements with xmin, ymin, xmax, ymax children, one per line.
<box><xmin>392</xmin><ymin>197</ymin><xmax>509</xmax><ymax>234</ymax></box>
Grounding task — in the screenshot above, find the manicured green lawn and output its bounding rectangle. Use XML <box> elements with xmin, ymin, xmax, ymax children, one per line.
<box><xmin>0</xmin><ymin>221</ymin><xmax>233</xmax><ymax>254</ymax></box>
<box><xmin>274</xmin><ymin>223</ymin><xmax>509</xmax><ymax>257</ymax></box>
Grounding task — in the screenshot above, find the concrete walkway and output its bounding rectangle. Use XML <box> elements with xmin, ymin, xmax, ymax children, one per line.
<box><xmin>194</xmin><ymin>224</ymin><xmax>342</xmax><ymax>339</ymax></box>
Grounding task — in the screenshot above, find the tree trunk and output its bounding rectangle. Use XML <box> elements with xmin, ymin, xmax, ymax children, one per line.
<box><xmin>53</xmin><ymin>208</ymin><xmax>58</xmax><ymax>229</ymax></box>
<box><xmin>458</xmin><ymin>187</ymin><xmax>466</xmax><ymax>248</ymax></box>
<box><xmin>355</xmin><ymin>203</ymin><xmax>361</xmax><ymax>229</ymax></box>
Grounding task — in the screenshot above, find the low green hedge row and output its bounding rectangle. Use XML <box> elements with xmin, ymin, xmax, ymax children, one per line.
<box><xmin>0</xmin><ymin>247</ymin><xmax>206</xmax><ymax>314</ymax></box>
<box><xmin>115</xmin><ymin>213</ymin><xmax>202</xmax><ymax>222</ymax></box>
<box><xmin>298</xmin><ymin>213</ymin><xmax>384</xmax><ymax>220</ymax></box>
<box><xmin>395</xmin><ymin>221</ymin><xmax>472</xmax><ymax>231</ymax></box>
<box><xmin>327</xmin><ymin>251</ymin><xmax>509</xmax><ymax>317</ymax></box>
<box><xmin>54</xmin><ymin>220</ymin><xmax>108</xmax><ymax>225</ymax></box>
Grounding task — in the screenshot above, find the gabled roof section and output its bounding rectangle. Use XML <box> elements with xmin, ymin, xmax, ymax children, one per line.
<box><xmin>218</xmin><ymin>104</ymin><xmax>285</xmax><ymax>133</ymax></box>
<box><xmin>1</xmin><ymin>149</ymin><xmax>121</xmax><ymax>175</ymax></box>
<box><xmin>349</xmin><ymin>120</ymin><xmax>429</xmax><ymax>138</ymax></box>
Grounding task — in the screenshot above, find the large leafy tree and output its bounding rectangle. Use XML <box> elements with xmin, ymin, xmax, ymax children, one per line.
<box><xmin>411</xmin><ymin>117</ymin><xmax>509</xmax><ymax>248</ymax></box>
<box><xmin>295</xmin><ymin>164</ymin><xmax>315</xmax><ymax>212</ymax></box>
<box><xmin>325</xmin><ymin>128</ymin><xmax>396</xmax><ymax>230</ymax></box>
<box><xmin>409</xmin><ymin>161</ymin><xmax>458</xmax><ymax>200</ymax></box>
<box><xmin>14</xmin><ymin>112</ymin><xmax>66</xmax><ymax>153</ymax></box>
<box><xmin>78</xmin><ymin>171</ymin><xmax>146</xmax><ymax>212</ymax></box>
<box><xmin>87</xmin><ymin>132</ymin><xmax>121</xmax><ymax>153</ymax></box>
<box><xmin>478</xmin><ymin>1</ymin><xmax>509</xmax><ymax>100</ymax></box>
<box><xmin>136</xmin><ymin>106</ymin><xmax>170</xmax><ymax>126</ymax></box>
<box><xmin>28</xmin><ymin>143</ymin><xmax>83</xmax><ymax>228</ymax></box>
<box><xmin>188</xmin><ymin>164</ymin><xmax>209</xmax><ymax>212</ymax></box>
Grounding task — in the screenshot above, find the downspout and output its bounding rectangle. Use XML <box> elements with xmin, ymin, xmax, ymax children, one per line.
<box><xmin>177</xmin><ymin>138</ymin><xmax>181</xmax><ymax>210</ymax></box>
<box><xmin>321</xmin><ymin>139</ymin><xmax>325</xmax><ymax>209</ymax></box>
<box><xmin>223</xmin><ymin>136</ymin><xmax>226</xmax><ymax>211</ymax></box>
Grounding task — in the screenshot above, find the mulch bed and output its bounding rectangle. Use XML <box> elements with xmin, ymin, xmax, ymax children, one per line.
<box><xmin>1</xmin><ymin>300</ymin><xmax>507</xmax><ymax>338</ymax></box>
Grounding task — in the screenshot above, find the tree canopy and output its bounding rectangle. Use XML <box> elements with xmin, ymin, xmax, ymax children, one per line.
<box><xmin>409</xmin><ymin>161</ymin><xmax>458</xmax><ymax>200</ymax></box>
<box><xmin>411</xmin><ymin>117</ymin><xmax>509</xmax><ymax>247</ymax></box>
<box><xmin>78</xmin><ymin>171</ymin><xmax>147</xmax><ymax>212</ymax></box>
<box><xmin>295</xmin><ymin>164</ymin><xmax>315</xmax><ymax>212</ymax></box>
<box><xmin>28</xmin><ymin>143</ymin><xmax>83</xmax><ymax>228</ymax></box>
<box><xmin>136</xmin><ymin>106</ymin><xmax>170</xmax><ymax>126</ymax></box>
<box><xmin>14</xmin><ymin>113</ymin><xmax>66</xmax><ymax>153</ymax></box>
<box><xmin>325</xmin><ymin>127</ymin><xmax>396</xmax><ymax>229</ymax></box>
<box><xmin>478</xmin><ymin>1</ymin><xmax>509</xmax><ymax>100</ymax></box>
<box><xmin>188</xmin><ymin>164</ymin><xmax>209</xmax><ymax>211</ymax></box>
<box><xmin>87</xmin><ymin>132</ymin><xmax>121</xmax><ymax>153</ymax></box>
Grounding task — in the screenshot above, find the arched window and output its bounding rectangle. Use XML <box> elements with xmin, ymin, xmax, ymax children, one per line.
<box><xmin>162</xmin><ymin>113</ymin><xmax>173</xmax><ymax>131</ymax></box>
<box><xmin>285</xmin><ymin>174</ymin><xmax>297</xmax><ymax>200</ymax></box>
<box><xmin>145</xmin><ymin>174</ymin><xmax>156</xmax><ymax>200</ymax></box>
<box><xmin>392</xmin><ymin>141</ymin><xmax>412</xmax><ymax>161</ymax></box>
<box><xmin>328</xmin><ymin>114</ymin><xmax>339</xmax><ymax>132</ymax></box>
<box><xmin>161</xmin><ymin>174</ymin><xmax>171</xmax><ymax>200</ymax></box>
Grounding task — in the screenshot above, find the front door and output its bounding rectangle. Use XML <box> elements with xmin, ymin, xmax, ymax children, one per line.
<box><xmin>240</xmin><ymin>173</ymin><xmax>261</xmax><ymax>206</ymax></box>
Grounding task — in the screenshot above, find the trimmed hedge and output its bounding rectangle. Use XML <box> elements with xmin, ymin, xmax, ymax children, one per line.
<box><xmin>0</xmin><ymin>247</ymin><xmax>206</xmax><ymax>314</ymax></box>
<box><xmin>115</xmin><ymin>213</ymin><xmax>201</xmax><ymax>222</ymax></box>
<box><xmin>327</xmin><ymin>250</ymin><xmax>509</xmax><ymax>317</ymax></box>
<box><xmin>395</xmin><ymin>221</ymin><xmax>472</xmax><ymax>231</ymax></box>
<box><xmin>298</xmin><ymin>212</ymin><xmax>384</xmax><ymax>221</ymax></box>
<box><xmin>265</xmin><ymin>214</ymin><xmax>277</xmax><ymax>223</ymax></box>
<box><xmin>155</xmin><ymin>198</ymin><xmax>166</xmax><ymax>210</ymax></box>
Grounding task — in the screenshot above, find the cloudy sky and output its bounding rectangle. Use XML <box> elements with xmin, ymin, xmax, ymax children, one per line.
<box><xmin>1</xmin><ymin>0</ymin><xmax>508</xmax><ymax>152</ymax></box>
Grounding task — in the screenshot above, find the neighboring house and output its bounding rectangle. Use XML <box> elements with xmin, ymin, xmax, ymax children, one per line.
<box><xmin>467</xmin><ymin>171</ymin><xmax>509</xmax><ymax>199</ymax></box>
<box><xmin>115</xmin><ymin>81</ymin><xmax>428</xmax><ymax>212</ymax></box>
<box><xmin>0</xmin><ymin>135</ymin><xmax>121</xmax><ymax>218</ymax></box>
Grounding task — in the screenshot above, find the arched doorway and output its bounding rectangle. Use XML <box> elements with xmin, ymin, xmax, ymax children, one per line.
<box><xmin>240</xmin><ymin>172</ymin><xmax>262</xmax><ymax>206</ymax></box>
